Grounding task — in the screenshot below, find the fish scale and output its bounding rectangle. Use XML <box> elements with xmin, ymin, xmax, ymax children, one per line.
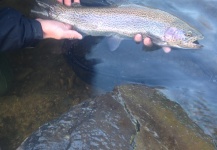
<box><xmin>33</xmin><ymin>0</ymin><xmax>204</xmax><ymax>49</ymax></box>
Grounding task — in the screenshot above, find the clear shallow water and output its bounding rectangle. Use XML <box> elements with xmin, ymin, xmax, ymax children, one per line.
<box><xmin>65</xmin><ymin>0</ymin><xmax>217</xmax><ymax>138</ymax></box>
<box><xmin>141</xmin><ymin>0</ymin><xmax>217</xmax><ymax>137</ymax></box>
<box><xmin>2</xmin><ymin>0</ymin><xmax>215</xmax><ymax>149</ymax></box>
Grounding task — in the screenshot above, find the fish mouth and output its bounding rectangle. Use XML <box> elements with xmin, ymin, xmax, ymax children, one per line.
<box><xmin>184</xmin><ymin>35</ymin><xmax>204</xmax><ymax>49</ymax></box>
<box><xmin>191</xmin><ymin>41</ymin><xmax>203</xmax><ymax>49</ymax></box>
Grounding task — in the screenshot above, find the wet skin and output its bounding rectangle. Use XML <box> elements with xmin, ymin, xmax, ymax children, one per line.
<box><xmin>53</xmin><ymin>0</ymin><xmax>171</xmax><ymax>53</ymax></box>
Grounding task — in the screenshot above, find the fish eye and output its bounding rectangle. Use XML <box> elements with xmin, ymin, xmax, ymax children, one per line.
<box><xmin>185</xmin><ymin>31</ymin><xmax>192</xmax><ymax>37</ymax></box>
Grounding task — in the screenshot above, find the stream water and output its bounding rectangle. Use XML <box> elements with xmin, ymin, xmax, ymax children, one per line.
<box><xmin>64</xmin><ymin>0</ymin><xmax>217</xmax><ymax>139</ymax></box>
<box><xmin>0</xmin><ymin>0</ymin><xmax>217</xmax><ymax>149</ymax></box>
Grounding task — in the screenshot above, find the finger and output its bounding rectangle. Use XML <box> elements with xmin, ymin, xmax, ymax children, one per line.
<box><xmin>64</xmin><ymin>0</ymin><xmax>71</xmax><ymax>6</ymax></box>
<box><xmin>57</xmin><ymin>0</ymin><xmax>63</xmax><ymax>3</ymax></box>
<box><xmin>143</xmin><ymin>37</ymin><xmax>152</xmax><ymax>47</ymax></box>
<box><xmin>63</xmin><ymin>30</ymin><xmax>83</xmax><ymax>39</ymax></box>
<box><xmin>134</xmin><ymin>34</ymin><xmax>142</xmax><ymax>42</ymax></box>
<box><xmin>74</xmin><ymin>0</ymin><xmax>80</xmax><ymax>3</ymax></box>
<box><xmin>162</xmin><ymin>47</ymin><xmax>171</xmax><ymax>53</ymax></box>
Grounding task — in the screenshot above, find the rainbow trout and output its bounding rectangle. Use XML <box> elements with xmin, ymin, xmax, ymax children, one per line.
<box><xmin>32</xmin><ymin>0</ymin><xmax>204</xmax><ymax>50</ymax></box>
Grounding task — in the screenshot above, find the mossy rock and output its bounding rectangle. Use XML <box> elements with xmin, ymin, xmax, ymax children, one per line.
<box><xmin>18</xmin><ymin>84</ymin><xmax>215</xmax><ymax>150</ymax></box>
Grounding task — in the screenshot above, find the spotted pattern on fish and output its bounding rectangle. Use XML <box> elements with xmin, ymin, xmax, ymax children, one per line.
<box><xmin>34</xmin><ymin>0</ymin><xmax>204</xmax><ymax>49</ymax></box>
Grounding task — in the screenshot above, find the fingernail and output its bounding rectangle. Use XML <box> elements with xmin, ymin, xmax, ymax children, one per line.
<box><xmin>78</xmin><ymin>34</ymin><xmax>83</xmax><ymax>40</ymax></box>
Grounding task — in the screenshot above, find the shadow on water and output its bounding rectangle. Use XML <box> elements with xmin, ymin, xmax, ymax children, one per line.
<box><xmin>0</xmin><ymin>1</ymin><xmax>118</xmax><ymax>149</ymax></box>
<box><xmin>0</xmin><ymin>39</ymin><xmax>99</xmax><ymax>150</ymax></box>
<box><xmin>63</xmin><ymin>0</ymin><xmax>217</xmax><ymax>142</ymax></box>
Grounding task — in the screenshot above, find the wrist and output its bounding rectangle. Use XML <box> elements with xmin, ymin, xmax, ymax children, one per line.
<box><xmin>36</xmin><ymin>18</ymin><xmax>51</xmax><ymax>39</ymax></box>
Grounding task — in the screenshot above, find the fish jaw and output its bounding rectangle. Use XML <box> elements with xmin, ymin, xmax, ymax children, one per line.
<box><xmin>183</xmin><ymin>35</ymin><xmax>204</xmax><ymax>49</ymax></box>
<box><xmin>164</xmin><ymin>27</ymin><xmax>204</xmax><ymax>49</ymax></box>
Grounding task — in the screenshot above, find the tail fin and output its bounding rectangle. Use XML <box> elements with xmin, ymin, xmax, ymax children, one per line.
<box><xmin>31</xmin><ymin>0</ymin><xmax>57</xmax><ymax>19</ymax></box>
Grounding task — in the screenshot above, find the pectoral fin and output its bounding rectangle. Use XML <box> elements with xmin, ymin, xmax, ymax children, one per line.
<box><xmin>145</xmin><ymin>32</ymin><xmax>167</xmax><ymax>47</ymax></box>
<box><xmin>106</xmin><ymin>36</ymin><xmax>123</xmax><ymax>51</ymax></box>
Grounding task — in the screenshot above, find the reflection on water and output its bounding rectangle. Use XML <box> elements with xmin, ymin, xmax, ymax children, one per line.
<box><xmin>64</xmin><ymin>0</ymin><xmax>217</xmax><ymax>141</ymax></box>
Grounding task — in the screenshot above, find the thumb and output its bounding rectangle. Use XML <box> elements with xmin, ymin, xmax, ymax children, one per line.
<box><xmin>62</xmin><ymin>30</ymin><xmax>83</xmax><ymax>40</ymax></box>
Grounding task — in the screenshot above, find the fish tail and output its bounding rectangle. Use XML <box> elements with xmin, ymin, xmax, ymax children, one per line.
<box><xmin>31</xmin><ymin>0</ymin><xmax>57</xmax><ymax>19</ymax></box>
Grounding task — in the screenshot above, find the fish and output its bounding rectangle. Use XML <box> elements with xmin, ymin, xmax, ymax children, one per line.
<box><xmin>32</xmin><ymin>0</ymin><xmax>204</xmax><ymax>50</ymax></box>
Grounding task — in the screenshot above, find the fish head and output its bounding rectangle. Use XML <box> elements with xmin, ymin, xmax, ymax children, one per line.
<box><xmin>164</xmin><ymin>27</ymin><xmax>204</xmax><ymax>49</ymax></box>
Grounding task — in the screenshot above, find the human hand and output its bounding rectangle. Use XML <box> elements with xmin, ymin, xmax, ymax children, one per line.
<box><xmin>36</xmin><ymin>0</ymin><xmax>82</xmax><ymax>40</ymax></box>
<box><xmin>134</xmin><ymin>34</ymin><xmax>171</xmax><ymax>53</ymax></box>
<box><xmin>36</xmin><ymin>19</ymin><xmax>82</xmax><ymax>40</ymax></box>
<box><xmin>57</xmin><ymin>0</ymin><xmax>80</xmax><ymax>6</ymax></box>
<box><xmin>55</xmin><ymin>0</ymin><xmax>171</xmax><ymax>52</ymax></box>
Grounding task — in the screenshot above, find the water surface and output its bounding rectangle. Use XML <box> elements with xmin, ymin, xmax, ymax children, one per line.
<box><xmin>0</xmin><ymin>0</ymin><xmax>217</xmax><ymax>149</ymax></box>
<box><xmin>65</xmin><ymin>0</ymin><xmax>217</xmax><ymax>140</ymax></box>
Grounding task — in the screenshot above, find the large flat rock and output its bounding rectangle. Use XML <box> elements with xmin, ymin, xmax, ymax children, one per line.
<box><xmin>18</xmin><ymin>85</ymin><xmax>215</xmax><ymax>150</ymax></box>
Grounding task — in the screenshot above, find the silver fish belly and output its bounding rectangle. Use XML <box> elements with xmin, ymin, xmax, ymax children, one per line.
<box><xmin>33</xmin><ymin>0</ymin><xmax>204</xmax><ymax>49</ymax></box>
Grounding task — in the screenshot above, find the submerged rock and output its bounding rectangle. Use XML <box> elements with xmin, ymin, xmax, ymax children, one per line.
<box><xmin>18</xmin><ymin>85</ymin><xmax>215</xmax><ymax>150</ymax></box>
<box><xmin>115</xmin><ymin>85</ymin><xmax>215</xmax><ymax>150</ymax></box>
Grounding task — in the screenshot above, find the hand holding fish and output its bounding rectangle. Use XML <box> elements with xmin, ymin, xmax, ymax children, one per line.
<box><xmin>36</xmin><ymin>18</ymin><xmax>82</xmax><ymax>40</ymax></box>
<box><xmin>36</xmin><ymin>0</ymin><xmax>82</xmax><ymax>40</ymax></box>
<box><xmin>35</xmin><ymin>0</ymin><xmax>203</xmax><ymax>53</ymax></box>
<box><xmin>37</xmin><ymin>0</ymin><xmax>156</xmax><ymax>51</ymax></box>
